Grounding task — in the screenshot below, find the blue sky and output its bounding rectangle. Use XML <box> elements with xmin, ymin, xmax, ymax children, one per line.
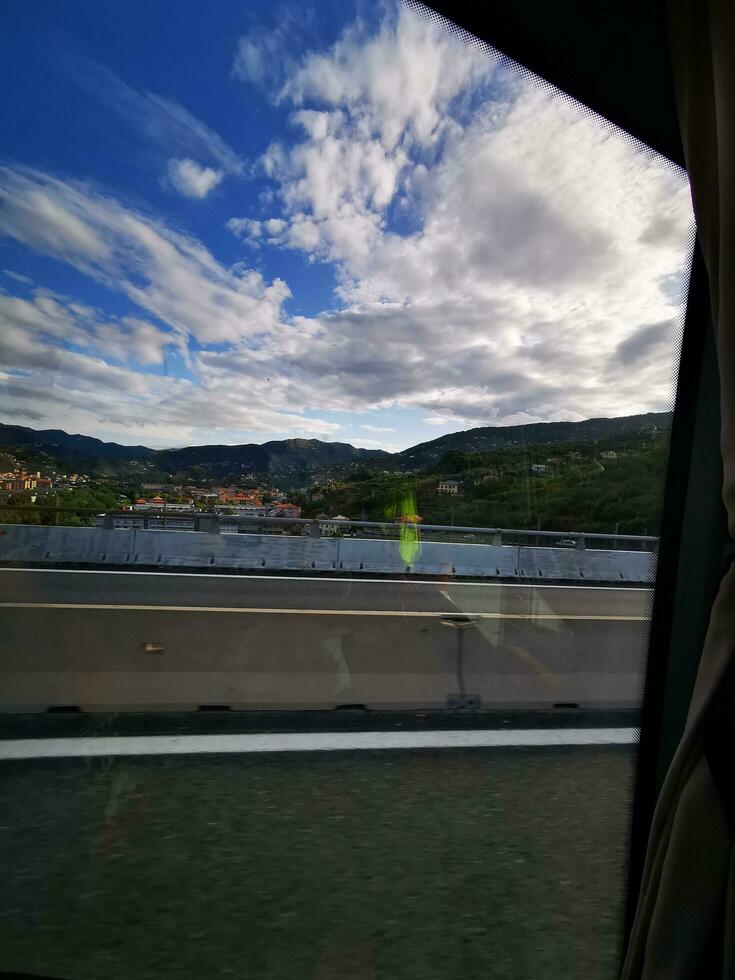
<box><xmin>0</xmin><ymin>0</ymin><xmax>693</xmax><ymax>450</ymax></box>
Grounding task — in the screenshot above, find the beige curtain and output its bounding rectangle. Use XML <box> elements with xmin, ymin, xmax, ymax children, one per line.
<box><xmin>621</xmin><ymin>1</ymin><xmax>735</xmax><ymax>977</ymax></box>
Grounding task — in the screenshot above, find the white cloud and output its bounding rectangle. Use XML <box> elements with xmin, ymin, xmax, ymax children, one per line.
<box><xmin>227</xmin><ymin>217</ymin><xmax>262</xmax><ymax>239</ymax></box>
<box><xmin>236</xmin><ymin>12</ymin><xmax>693</xmax><ymax>429</ymax></box>
<box><xmin>233</xmin><ymin>29</ymin><xmax>293</xmax><ymax>90</ymax></box>
<box><xmin>231</xmin><ymin>8</ymin><xmax>313</xmax><ymax>92</ymax></box>
<box><xmin>71</xmin><ymin>59</ymin><xmax>244</xmax><ymax>176</ymax></box>
<box><xmin>167</xmin><ymin>158</ymin><xmax>223</xmax><ymax>198</ymax></box>
<box><xmin>265</xmin><ymin>217</ymin><xmax>287</xmax><ymax>235</ymax></box>
<box><xmin>282</xmin><ymin>6</ymin><xmax>494</xmax><ymax>150</ymax></box>
<box><xmin>0</xmin><ymin>6</ymin><xmax>693</xmax><ymax>446</ymax></box>
<box><xmin>0</xmin><ymin>167</ymin><xmax>290</xmax><ymax>346</ymax></box>
<box><xmin>347</xmin><ymin>436</ymin><xmax>400</xmax><ymax>452</ymax></box>
<box><xmin>0</xmin><ymin>289</ymin><xmax>177</xmax><ymax>367</ymax></box>
<box><xmin>360</xmin><ymin>424</ymin><xmax>396</xmax><ymax>432</ymax></box>
<box><xmin>0</xmin><ymin>286</ymin><xmax>341</xmax><ymax>445</ymax></box>
<box><xmin>3</xmin><ymin>269</ymin><xmax>33</xmax><ymax>285</ymax></box>
<box><xmin>251</xmin><ymin>6</ymin><xmax>495</xmax><ymax>267</ymax></box>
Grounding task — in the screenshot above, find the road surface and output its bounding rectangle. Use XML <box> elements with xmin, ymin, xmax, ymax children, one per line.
<box><xmin>0</xmin><ymin>569</ymin><xmax>652</xmax><ymax>712</ymax></box>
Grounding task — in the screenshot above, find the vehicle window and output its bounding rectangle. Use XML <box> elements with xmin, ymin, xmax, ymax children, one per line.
<box><xmin>0</xmin><ymin>1</ymin><xmax>693</xmax><ymax>977</ymax></box>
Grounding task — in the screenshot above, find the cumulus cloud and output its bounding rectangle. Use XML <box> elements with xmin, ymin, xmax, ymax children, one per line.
<box><xmin>0</xmin><ymin>285</ymin><xmax>340</xmax><ymax>445</ymax></box>
<box><xmin>227</xmin><ymin>6</ymin><xmax>692</xmax><ymax>429</ymax></box>
<box><xmin>247</xmin><ymin>6</ymin><xmax>495</xmax><ymax>269</ymax></box>
<box><xmin>1</xmin><ymin>5</ymin><xmax>693</xmax><ymax>446</ymax></box>
<box><xmin>227</xmin><ymin>217</ymin><xmax>262</xmax><ymax>239</ymax></box>
<box><xmin>167</xmin><ymin>158</ymin><xmax>224</xmax><ymax>198</ymax></box>
<box><xmin>282</xmin><ymin>6</ymin><xmax>494</xmax><ymax>149</ymax></box>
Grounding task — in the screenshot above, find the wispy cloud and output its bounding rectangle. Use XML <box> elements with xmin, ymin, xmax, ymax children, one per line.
<box><xmin>68</xmin><ymin>59</ymin><xmax>244</xmax><ymax>196</ymax></box>
<box><xmin>2</xmin><ymin>269</ymin><xmax>33</xmax><ymax>286</ymax></box>
<box><xmin>0</xmin><ymin>166</ymin><xmax>289</xmax><ymax>346</ymax></box>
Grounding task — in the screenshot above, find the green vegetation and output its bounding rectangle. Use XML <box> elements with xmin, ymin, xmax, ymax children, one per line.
<box><xmin>299</xmin><ymin>431</ymin><xmax>667</xmax><ymax>535</ymax></box>
<box><xmin>0</xmin><ymin>428</ymin><xmax>668</xmax><ymax>535</ymax></box>
<box><xmin>0</xmin><ymin>486</ymin><xmax>119</xmax><ymax>526</ymax></box>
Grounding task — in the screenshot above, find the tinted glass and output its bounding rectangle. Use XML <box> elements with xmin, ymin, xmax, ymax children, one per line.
<box><xmin>0</xmin><ymin>1</ymin><xmax>692</xmax><ymax>977</ymax></box>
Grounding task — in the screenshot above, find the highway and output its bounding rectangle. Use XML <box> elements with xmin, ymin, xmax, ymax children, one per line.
<box><xmin>0</xmin><ymin>569</ymin><xmax>644</xmax><ymax>977</ymax></box>
<box><xmin>0</xmin><ymin>568</ymin><xmax>652</xmax><ymax>712</ymax></box>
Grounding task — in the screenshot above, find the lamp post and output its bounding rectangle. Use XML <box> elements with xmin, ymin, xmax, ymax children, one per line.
<box><xmin>440</xmin><ymin>614</ymin><xmax>479</xmax><ymax>708</ymax></box>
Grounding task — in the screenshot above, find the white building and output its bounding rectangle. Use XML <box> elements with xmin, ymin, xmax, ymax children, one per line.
<box><xmin>133</xmin><ymin>501</ymin><xmax>194</xmax><ymax>512</ymax></box>
<box><xmin>437</xmin><ymin>480</ymin><xmax>460</xmax><ymax>494</ymax></box>
<box><xmin>215</xmin><ymin>504</ymin><xmax>268</xmax><ymax>517</ymax></box>
<box><xmin>320</xmin><ymin>515</ymin><xmax>350</xmax><ymax>536</ymax></box>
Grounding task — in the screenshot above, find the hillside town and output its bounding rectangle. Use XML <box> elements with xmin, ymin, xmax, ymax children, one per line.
<box><xmin>0</xmin><ymin>466</ymin><xmax>88</xmax><ymax>495</ymax></box>
<box><xmin>0</xmin><ymin>418</ymin><xmax>667</xmax><ymax>537</ymax></box>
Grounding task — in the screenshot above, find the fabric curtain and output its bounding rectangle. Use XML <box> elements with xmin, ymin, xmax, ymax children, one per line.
<box><xmin>621</xmin><ymin>1</ymin><xmax>735</xmax><ymax>977</ymax></box>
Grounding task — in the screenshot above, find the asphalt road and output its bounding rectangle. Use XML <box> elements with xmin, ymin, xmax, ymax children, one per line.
<box><xmin>0</xmin><ymin>572</ymin><xmax>643</xmax><ymax>976</ymax></box>
<box><xmin>0</xmin><ymin>569</ymin><xmax>652</xmax><ymax>711</ymax></box>
<box><xmin>0</xmin><ymin>746</ymin><xmax>635</xmax><ymax>980</ymax></box>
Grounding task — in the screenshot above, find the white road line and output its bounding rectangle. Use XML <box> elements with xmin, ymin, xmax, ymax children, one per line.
<box><xmin>0</xmin><ymin>567</ymin><xmax>652</xmax><ymax>592</ymax></box>
<box><xmin>0</xmin><ymin>601</ymin><xmax>648</xmax><ymax>620</ymax></box>
<box><xmin>0</xmin><ymin>728</ymin><xmax>639</xmax><ymax>760</ymax></box>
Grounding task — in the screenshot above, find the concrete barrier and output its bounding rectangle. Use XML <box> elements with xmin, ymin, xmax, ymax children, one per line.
<box><xmin>0</xmin><ymin>524</ymin><xmax>655</xmax><ymax>583</ymax></box>
<box><xmin>0</xmin><ymin>602</ymin><xmax>646</xmax><ymax>711</ymax></box>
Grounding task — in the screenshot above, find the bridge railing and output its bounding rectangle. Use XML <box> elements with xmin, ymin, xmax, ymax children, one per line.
<box><xmin>0</xmin><ymin>504</ymin><xmax>659</xmax><ymax>552</ymax></box>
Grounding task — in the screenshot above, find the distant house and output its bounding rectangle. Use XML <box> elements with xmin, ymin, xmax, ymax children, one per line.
<box><xmin>599</xmin><ymin>450</ymin><xmax>618</xmax><ymax>460</ymax></box>
<box><xmin>216</xmin><ymin>504</ymin><xmax>268</xmax><ymax>517</ymax></box>
<box><xmin>230</xmin><ymin>491</ymin><xmax>263</xmax><ymax>506</ymax></box>
<box><xmin>270</xmin><ymin>502</ymin><xmax>302</xmax><ymax>519</ymax></box>
<box><xmin>320</xmin><ymin>514</ymin><xmax>350</xmax><ymax>536</ymax></box>
<box><xmin>437</xmin><ymin>479</ymin><xmax>460</xmax><ymax>494</ymax></box>
<box><xmin>530</xmin><ymin>464</ymin><xmax>549</xmax><ymax>476</ymax></box>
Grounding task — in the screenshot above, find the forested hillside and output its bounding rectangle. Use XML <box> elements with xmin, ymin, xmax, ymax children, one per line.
<box><xmin>299</xmin><ymin>430</ymin><xmax>667</xmax><ymax>535</ymax></box>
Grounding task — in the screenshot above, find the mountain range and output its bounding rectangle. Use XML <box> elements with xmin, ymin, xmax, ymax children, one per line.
<box><xmin>0</xmin><ymin>412</ymin><xmax>671</xmax><ymax>482</ymax></box>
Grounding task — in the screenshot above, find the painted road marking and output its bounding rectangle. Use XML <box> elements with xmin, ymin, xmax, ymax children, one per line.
<box><xmin>0</xmin><ymin>728</ymin><xmax>639</xmax><ymax>760</ymax></box>
<box><xmin>0</xmin><ymin>567</ymin><xmax>653</xmax><ymax>592</ymax></box>
<box><xmin>0</xmin><ymin>602</ymin><xmax>649</xmax><ymax>621</ymax></box>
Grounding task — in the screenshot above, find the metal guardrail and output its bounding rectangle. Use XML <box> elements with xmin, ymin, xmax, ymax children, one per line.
<box><xmin>0</xmin><ymin>505</ymin><xmax>659</xmax><ymax>552</ymax></box>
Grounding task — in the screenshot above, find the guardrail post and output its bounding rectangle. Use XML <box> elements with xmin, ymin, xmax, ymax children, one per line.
<box><xmin>576</xmin><ymin>535</ymin><xmax>586</xmax><ymax>550</ymax></box>
<box><xmin>198</xmin><ymin>515</ymin><xmax>220</xmax><ymax>534</ymax></box>
<box><xmin>102</xmin><ymin>514</ymin><xmax>114</xmax><ymax>530</ymax></box>
<box><xmin>309</xmin><ymin>520</ymin><xmax>321</xmax><ymax>538</ymax></box>
<box><xmin>491</xmin><ymin>531</ymin><xmax>502</xmax><ymax>546</ymax></box>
